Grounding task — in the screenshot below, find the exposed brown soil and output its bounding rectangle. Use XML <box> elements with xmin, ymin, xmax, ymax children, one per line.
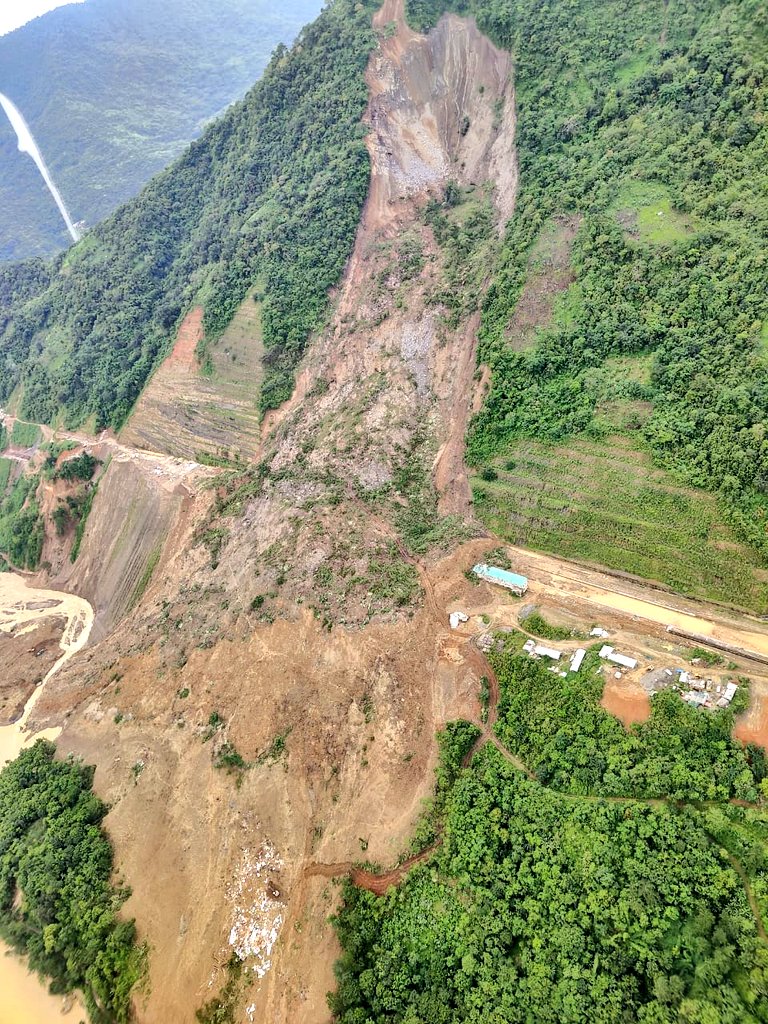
<box><xmin>600</xmin><ymin>677</ymin><xmax>651</xmax><ymax>728</ymax></box>
<box><xmin>168</xmin><ymin>306</ymin><xmax>203</xmax><ymax>368</ymax></box>
<box><xmin>0</xmin><ymin>616</ymin><xmax>66</xmax><ymax>725</ymax></box>
<box><xmin>120</xmin><ymin>300</ymin><xmax>264</xmax><ymax>461</ymax></box>
<box><xmin>14</xmin><ymin>2</ymin><xmax>768</xmax><ymax>1022</ymax></box>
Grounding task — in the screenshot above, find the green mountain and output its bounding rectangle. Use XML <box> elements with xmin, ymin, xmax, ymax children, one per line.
<box><xmin>3</xmin><ymin>0</ymin><xmax>768</xmax><ymax>1021</ymax></box>
<box><xmin>0</xmin><ymin>0</ymin><xmax>322</xmax><ymax>260</ymax></box>
<box><xmin>0</xmin><ymin>0</ymin><xmax>376</xmax><ymax>428</ymax></box>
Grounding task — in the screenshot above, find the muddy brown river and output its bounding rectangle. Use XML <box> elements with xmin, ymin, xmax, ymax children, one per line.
<box><xmin>0</xmin><ymin>572</ymin><xmax>93</xmax><ymax>1022</ymax></box>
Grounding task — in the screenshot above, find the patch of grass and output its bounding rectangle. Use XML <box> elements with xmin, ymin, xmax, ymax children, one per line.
<box><xmin>69</xmin><ymin>483</ymin><xmax>97</xmax><ymax>562</ymax></box>
<box><xmin>0</xmin><ymin>458</ymin><xmax>11</xmax><ymax>495</ymax></box>
<box><xmin>367</xmin><ymin>556</ymin><xmax>420</xmax><ymax>607</ymax></box>
<box><xmin>257</xmin><ymin>729</ymin><xmax>291</xmax><ymax>765</ymax></box>
<box><xmin>196</xmin><ymin>954</ymin><xmax>243</xmax><ymax>1024</ymax></box>
<box><xmin>10</xmin><ymin>420</ymin><xmax>41</xmax><ymax>448</ymax></box>
<box><xmin>471</xmin><ymin>435</ymin><xmax>768</xmax><ymax>612</ymax></box>
<box><xmin>479</xmin><ymin>675</ymin><xmax>490</xmax><ymax>724</ymax></box>
<box><xmin>689</xmin><ymin>647</ymin><xmax>726</xmax><ymax>668</ymax></box>
<box><xmin>214</xmin><ymin>742</ymin><xmax>248</xmax><ymax>774</ymax></box>
<box><xmin>202</xmin><ymin>711</ymin><xmax>225</xmax><ymax>743</ymax></box>
<box><xmin>128</xmin><ymin>544</ymin><xmax>161</xmax><ymax>611</ymax></box>
<box><xmin>520</xmin><ymin>610</ymin><xmax>575</xmax><ymax>642</ymax></box>
<box><xmin>612</xmin><ymin>181</ymin><xmax>695</xmax><ymax>245</ymax></box>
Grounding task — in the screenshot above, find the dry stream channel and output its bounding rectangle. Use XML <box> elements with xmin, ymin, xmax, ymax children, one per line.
<box><xmin>0</xmin><ymin>571</ymin><xmax>93</xmax><ymax>1023</ymax></box>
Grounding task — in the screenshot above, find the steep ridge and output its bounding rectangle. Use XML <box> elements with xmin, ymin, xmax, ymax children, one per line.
<box><xmin>23</xmin><ymin>4</ymin><xmax>521</xmax><ymax>1020</ymax></box>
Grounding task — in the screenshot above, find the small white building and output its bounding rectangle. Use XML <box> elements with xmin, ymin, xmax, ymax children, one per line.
<box><xmin>449</xmin><ymin>611</ymin><xmax>469</xmax><ymax>629</ymax></box>
<box><xmin>570</xmin><ymin>648</ymin><xmax>586</xmax><ymax>673</ymax></box>
<box><xmin>723</xmin><ymin>682</ymin><xmax>738</xmax><ymax>704</ymax></box>
<box><xmin>534</xmin><ymin>644</ymin><xmax>561</xmax><ymax>660</ymax></box>
<box><xmin>598</xmin><ymin>645</ymin><xmax>638</xmax><ymax>670</ymax></box>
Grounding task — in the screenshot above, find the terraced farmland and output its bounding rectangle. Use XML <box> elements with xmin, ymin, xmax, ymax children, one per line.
<box><xmin>472</xmin><ymin>434</ymin><xmax>768</xmax><ymax>613</ymax></box>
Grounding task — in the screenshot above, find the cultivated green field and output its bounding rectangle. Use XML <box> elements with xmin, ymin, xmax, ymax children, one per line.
<box><xmin>472</xmin><ymin>434</ymin><xmax>768</xmax><ymax>612</ymax></box>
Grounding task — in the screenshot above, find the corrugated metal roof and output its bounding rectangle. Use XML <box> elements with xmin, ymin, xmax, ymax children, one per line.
<box><xmin>534</xmin><ymin>644</ymin><xmax>561</xmax><ymax>660</ymax></box>
<box><xmin>570</xmin><ymin>648</ymin><xmax>586</xmax><ymax>672</ymax></box>
<box><xmin>472</xmin><ymin>564</ymin><xmax>528</xmax><ymax>588</ymax></box>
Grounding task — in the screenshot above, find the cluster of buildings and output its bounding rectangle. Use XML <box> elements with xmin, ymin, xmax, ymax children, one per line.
<box><xmin>521</xmin><ymin>638</ymin><xmax>586</xmax><ymax>674</ymax></box>
<box><xmin>465</xmin><ymin>561</ymin><xmax>741</xmax><ymax>715</ymax></box>
<box><xmin>644</xmin><ymin>666</ymin><xmax>739</xmax><ymax>710</ymax></box>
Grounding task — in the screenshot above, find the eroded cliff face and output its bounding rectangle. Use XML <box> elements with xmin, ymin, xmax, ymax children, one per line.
<box><xmin>29</xmin><ymin>2</ymin><xmax>519</xmax><ymax>1020</ymax></box>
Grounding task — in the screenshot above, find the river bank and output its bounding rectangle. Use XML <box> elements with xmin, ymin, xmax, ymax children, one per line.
<box><xmin>0</xmin><ymin>942</ymin><xmax>83</xmax><ymax>1024</ymax></box>
<box><xmin>0</xmin><ymin>571</ymin><xmax>94</xmax><ymax>1022</ymax></box>
<box><xmin>0</xmin><ymin>572</ymin><xmax>93</xmax><ymax>765</ymax></box>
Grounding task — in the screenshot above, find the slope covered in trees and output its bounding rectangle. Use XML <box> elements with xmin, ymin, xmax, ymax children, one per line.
<box><xmin>0</xmin><ymin>741</ymin><xmax>143</xmax><ymax>1023</ymax></box>
<box><xmin>409</xmin><ymin>0</ymin><xmax>768</xmax><ymax>597</ymax></box>
<box><xmin>0</xmin><ymin>0</ymin><xmax>322</xmax><ymax>260</ymax></box>
<box><xmin>331</xmin><ymin>644</ymin><xmax>768</xmax><ymax>1023</ymax></box>
<box><xmin>0</xmin><ymin>0</ymin><xmax>377</xmax><ymax>429</ymax></box>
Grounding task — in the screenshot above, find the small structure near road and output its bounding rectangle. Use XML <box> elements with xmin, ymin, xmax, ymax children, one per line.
<box><xmin>472</xmin><ymin>564</ymin><xmax>528</xmax><ymax>596</ymax></box>
<box><xmin>523</xmin><ymin>638</ymin><xmax>561</xmax><ymax>660</ymax></box>
<box><xmin>641</xmin><ymin>665</ymin><xmax>740</xmax><ymax>711</ymax></box>
<box><xmin>570</xmin><ymin>648</ymin><xmax>586</xmax><ymax>673</ymax></box>
<box><xmin>598</xmin><ymin>645</ymin><xmax>638</xmax><ymax>670</ymax></box>
<box><xmin>449</xmin><ymin>611</ymin><xmax>469</xmax><ymax>630</ymax></box>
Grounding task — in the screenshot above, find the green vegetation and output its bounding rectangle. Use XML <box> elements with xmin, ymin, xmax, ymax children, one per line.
<box><xmin>493</xmin><ymin>646</ymin><xmax>759</xmax><ymax>800</ymax></box>
<box><xmin>519</xmin><ymin>609</ymin><xmax>576</xmax><ymax>642</ymax></box>
<box><xmin>0</xmin><ymin>0</ymin><xmax>322</xmax><ymax>260</ymax></box>
<box><xmin>406</xmin><ymin>0</ymin><xmax>768</xmax><ymax>608</ymax></box>
<box><xmin>9</xmin><ymin>420</ymin><xmax>41</xmax><ymax>448</ymax></box>
<box><xmin>472</xmin><ymin>435</ymin><xmax>768</xmax><ymax>609</ymax></box>
<box><xmin>55</xmin><ymin>452</ymin><xmax>97</xmax><ymax>482</ymax></box>
<box><xmin>330</xmin><ymin>644</ymin><xmax>768</xmax><ymax>1022</ymax></box>
<box><xmin>0</xmin><ymin>0</ymin><xmax>376</xmax><ymax>430</ymax></box>
<box><xmin>0</xmin><ymin>740</ymin><xmax>144</xmax><ymax>1022</ymax></box>
<box><xmin>69</xmin><ymin>479</ymin><xmax>99</xmax><ymax>562</ymax></box>
<box><xmin>195</xmin><ymin>953</ymin><xmax>244</xmax><ymax>1024</ymax></box>
<box><xmin>0</xmin><ymin>471</ymin><xmax>43</xmax><ymax>569</ymax></box>
<box><xmin>128</xmin><ymin>545</ymin><xmax>161</xmax><ymax>611</ymax></box>
<box><xmin>690</xmin><ymin>647</ymin><xmax>727</xmax><ymax>667</ymax></box>
<box><xmin>0</xmin><ymin>457</ymin><xmax>11</xmax><ymax>495</ymax></box>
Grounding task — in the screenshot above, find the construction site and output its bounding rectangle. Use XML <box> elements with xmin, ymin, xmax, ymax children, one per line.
<box><xmin>449</xmin><ymin>547</ymin><xmax>768</xmax><ymax>746</ymax></box>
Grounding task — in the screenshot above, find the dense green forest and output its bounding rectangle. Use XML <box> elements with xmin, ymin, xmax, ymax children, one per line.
<box><xmin>0</xmin><ymin>0</ymin><xmax>377</xmax><ymax>429</ymax></box>
<box><xmin>0</xmin><ymin>741</ymin><xmax>143</xmax><ymax>1022</ymax></box>
<box><xmin>408</xmin><ymin>0</ymin><xmax>768</xmax><ymax>583</ymax></box>
<box><xmin>331</xmin><ymin>645</ymin><xmax>768</xmax><ymax>1023</ymax></box>
<box><xmin>0</xmin><ymin>0</ymin><xmax>321</xmax><ymax>260</ymax></box>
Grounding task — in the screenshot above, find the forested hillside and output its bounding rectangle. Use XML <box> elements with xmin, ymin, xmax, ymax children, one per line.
<box><xmin>332</xmin><ymin>643</ymin><xmax>768</xmax><ymax>1023</ymax></box>
<box><xmin>0</xmin><ymin>0</ymin><xmax>377</xmax><ymax>429</ymax></box>
<box><xmin>0</xmin><ymin>0</ymin><xmax>321</xmax><ymax>260</ymax></box>
<box><xmin>408</xmin><ymin>0</ymin><xmax>768</xmax><ymax>596</ymax></box>
<box><xmin>0</xmin><ymin>741</ymin><xmax>143</xmax><ymax>1022</ymax></box>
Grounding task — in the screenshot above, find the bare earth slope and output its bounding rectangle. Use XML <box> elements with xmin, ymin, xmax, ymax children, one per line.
<box><xmin>120</xmin><ymin>303</ymin><xmax>264</xmax><ymax>462</ymax></box>
<box><xmin>24</xmin><ymin>4</ymin><xmax>521</xmax><ymax>1020</ymax></box>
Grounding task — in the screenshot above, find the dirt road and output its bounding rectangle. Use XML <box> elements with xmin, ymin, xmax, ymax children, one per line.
<box><xmin>506</xmin><ymin>545</ymin><xmax>768</xmax><ymax>661</ymax></box>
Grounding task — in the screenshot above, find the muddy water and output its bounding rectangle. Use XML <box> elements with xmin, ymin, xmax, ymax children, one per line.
<box><xmin>0</xmin><ymin>573</ymin><xmax>93</xmax><ymax>1022</ymax></box>
<box><xmin>0</xmin><ymin>944</ymin><xmax>81</xmax><ymax>1023</ymax></box>
<box><xmin>0</xmin><ymin>572</ymin><xmax>93</xmax><ymax>766</ymax></box>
